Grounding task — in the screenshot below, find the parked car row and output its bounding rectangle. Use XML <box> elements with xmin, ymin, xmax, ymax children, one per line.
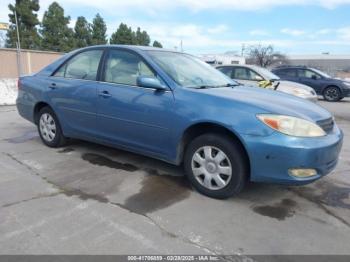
<box><xmin>272</xmin><ymin>66</ymin><xmax>350</xmax><ymax>102</ymax></box>
<box><xmin>17</xmin><ymin>45</ymin><xmax>344</xmax><ymax>199</ymax></box>
<box><xmin>216</xmin><ymin>65</ymin><xmax>318</xmax><ymax>102</ymax></box>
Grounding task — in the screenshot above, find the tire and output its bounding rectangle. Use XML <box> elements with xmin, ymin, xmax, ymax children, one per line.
<box><xmin>37</xmin><ymin>107</ymin><xmax>67</xmax><ymax>147</ymax></box>
<box><xmin>184</xmin><ymin>133</ymin><xmax>248</xmax><ymax>199</ymax></box>
<box><xmin>323</xmin><ymin>86</ymin><xmax>341</xmax><ymax>102</ymax></box>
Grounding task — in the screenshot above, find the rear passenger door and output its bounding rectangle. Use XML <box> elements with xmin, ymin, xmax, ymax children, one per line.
<box><xmin>96</xmin><ymin>49</ymin><xmax>175</xmax><ymax>158</ymax></box>
<box><xmin>49</xmin><ymin>49</ymin><xmax>104</xmax><ymax>137</ymax></box>
<box><xmin>276</xmin><ymin>68</ymin><xmax>298</xmax><ymax>82</ymax></box>
<box><xmin>217</xmin><ymin>67</ymin><xmax>233</xmax><ymax>78</ymax></box>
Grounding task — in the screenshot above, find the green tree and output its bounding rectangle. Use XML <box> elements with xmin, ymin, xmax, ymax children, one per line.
<box><xmin>135</xmin><ymin>27</ymin><xmax>150</xmax><ymax>46</ymax></box>
<box><xmin>74</xmin><ymin>16</ymin><xmax>91</xmax><ymax>48</ymax></box>
<box><xmin>152</xmin><ymin>40</ymin><xmax>163</xmax><ymax>48</ymax></box>
<box><xmin>110</xmin><ymin>23</ymin><xmax>135</xmax><ymax>45</ymax></box>
<box><xmin>6</xmin><ymin>0</ymin><xmax>41</xmax><ymax>49</ymax></box>
<box><xmin>40</xmin><ymin>2</ymin><xmax>74</xmax><ymax>52</ymax></box>
<box><xmin>91</xmin><ymin>13</ymin><xmax>107</xmax><ymax>45</ymax></box>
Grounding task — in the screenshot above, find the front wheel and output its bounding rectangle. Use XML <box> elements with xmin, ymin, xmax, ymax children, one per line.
<box><xmin>37</xmin><ymin>107</ymin><xmax>67</xmax><ymax>147</ymax></box>
<box><xmin>323</xmin><ymin>86</ymin><xmax>341</xmax><ymax>102</ymax></box>
<box><xmin>184</xmin><ymin>134</ymin><xmax>248</xmax><ymax>199</ymax></box>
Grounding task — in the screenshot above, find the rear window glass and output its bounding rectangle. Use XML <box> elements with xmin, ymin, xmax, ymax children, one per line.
<box><xmin>54</xmin><ymin>50</ymin><xmax>103</xmax><ymax>81</ymax></box>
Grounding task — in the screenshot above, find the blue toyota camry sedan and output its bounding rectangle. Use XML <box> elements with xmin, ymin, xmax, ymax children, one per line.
<box><xmin>16</xmin><ymin>45</ymin><xmax>343</xmax><ymax>199</ymax></box>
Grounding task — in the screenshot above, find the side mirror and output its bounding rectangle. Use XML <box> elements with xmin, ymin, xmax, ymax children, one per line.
<box><xmin>137</xmin><ymin>76</ymin><xmax>168</xmax><ymax>91</ymax></box>
<box><xmin>311</xmin><ymin>75</ymin><xmax>317</xmax><ymax>80</ymax></box>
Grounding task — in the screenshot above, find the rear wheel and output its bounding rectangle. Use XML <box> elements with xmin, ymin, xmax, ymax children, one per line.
<box><xmin>184</xmin><ymin>134</ymin><xmax>248</xmax><ymax>199</ymax></box>
<box><xmin>323</xmin><ymin>86</ymin><xmax>341</xmax><ymax>102</ymax></box>
<box><xmin>37</xmin><ymin>107</ymin><xmax>66</xmax><ymax>147</ymax></box>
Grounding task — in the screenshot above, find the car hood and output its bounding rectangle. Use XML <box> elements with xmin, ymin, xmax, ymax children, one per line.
<box><xmin>200</xmin><ymin>86</ymin><xmax>331</xmax><ymax>122</ymax></box>
<box><xmin>277</xmin><ymin>80</ymin><xmax>315</xmax><ymax>92</ymax></box>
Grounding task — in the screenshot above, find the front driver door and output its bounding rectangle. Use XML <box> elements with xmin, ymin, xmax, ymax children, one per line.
<box><xmin>96</xmin><ymin>49</ymin><xmax>175</xmax><ymax>158</ymax></box>
<box><xmin>297</xmin><ymin>69</ymin><xmax>322</xmax><ymax>93</ymax></box>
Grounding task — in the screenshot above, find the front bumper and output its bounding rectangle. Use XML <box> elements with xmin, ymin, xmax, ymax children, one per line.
<box><xmin>241</xmin><ymin>124</ymin><xmax>343</xmax><ymax>185</ymax></box>
<box><xmin>303</xmin><ymin>94</ymin><xmax>318</xmax><ymax>103</ymax></box>
<box><xmin>341</xmin><ymin>87</ymin><xmax>350</xmax><ymax>97</ymax></box>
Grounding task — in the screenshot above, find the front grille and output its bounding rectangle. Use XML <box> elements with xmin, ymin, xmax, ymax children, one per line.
<box><xmin>317</xmin><ymin>118</ymin><xmax>334</xmax><ymax>133</ymax></box>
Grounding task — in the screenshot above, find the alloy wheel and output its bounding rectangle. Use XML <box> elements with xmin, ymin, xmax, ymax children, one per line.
<box><xmin>324</xmin><ymin>87</ymin><xmax>340</xmax><ymax>101</ymax></box>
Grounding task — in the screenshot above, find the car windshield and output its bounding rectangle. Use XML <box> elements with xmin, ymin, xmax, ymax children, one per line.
<box><xmin>253</xmin><ymin>66</ymin><xmax>280</xmax><ymax>80</ymax></box>
<box><xmin>147</xmin><ymin>51</ymin><xmax>238</xmax><ymax>88</ymax></box>
<box><xmin>311</xmin><ymin>68</ymin><xmax>331</xmax><ymax>78</ymax></box>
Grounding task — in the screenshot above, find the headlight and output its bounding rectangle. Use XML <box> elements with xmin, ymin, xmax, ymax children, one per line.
<box><xmin>291</xmin><ymin>88</ymin><xmax>312</xmax><ymax>96</ymax></box>
<box><xmin>257</xmin><ymin>114</ymin><xmax>326</xmax><ymax>137</ymax></box>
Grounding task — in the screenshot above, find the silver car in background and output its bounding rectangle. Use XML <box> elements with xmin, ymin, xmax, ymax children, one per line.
<box><xmin>216</xmin><ymin>64</ymin><xmax>318</xmax><ymax>102</ymax></box>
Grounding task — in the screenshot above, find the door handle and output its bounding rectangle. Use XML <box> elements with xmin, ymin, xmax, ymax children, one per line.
<box><xmin>49</xmin><ymin>83</ymin><xmax>57</xmax><ymax>89</ymax></box>
<box><xmin>99</xmin><ymin>90</ymin><xmax>111</xmax><ymax>98</ymax></box>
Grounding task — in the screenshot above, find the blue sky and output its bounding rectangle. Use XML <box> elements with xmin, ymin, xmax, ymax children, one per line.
<box><xmin>1</xmin><ymin>0</ymin><xmax>350</xmax><ymax>55</ymax></box>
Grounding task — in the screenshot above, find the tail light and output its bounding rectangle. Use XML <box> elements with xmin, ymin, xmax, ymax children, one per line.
<box><xmin>17</xmin><ymin>78</ymin><xmax>21</xmax><ymax>89</ymax></box>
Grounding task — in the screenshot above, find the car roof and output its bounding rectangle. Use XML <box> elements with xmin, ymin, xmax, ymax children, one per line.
<box><xmin>216</xmin><ymin>64</ymin><xmax>258</xmax><ymax>69</ymax></box>
<box><xmin>74</xmin><ymin>45</ymin><xmax>179</xmax><ymax>53</ymax></box>
<box><xmin>273</xmin><ymin>65</ymin><xmax>308</xmax><ymax>70</ymax></box>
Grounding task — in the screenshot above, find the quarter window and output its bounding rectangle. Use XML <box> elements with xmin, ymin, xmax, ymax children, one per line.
<box><xmin>54</xmin><ymin>50</ymin><xmax>103</xmax><ymax>81</ymax></box>
<box><xmin>103</xmin><ymin>50</ymin><xmax>155</xmax><ymax>86</ymax></box>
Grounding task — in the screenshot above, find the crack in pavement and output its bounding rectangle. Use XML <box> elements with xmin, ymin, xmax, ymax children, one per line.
<box><xmin>3</xmin><ymin>152</ymin><xmax>243</xmax><ymax>257</ymax></box>
<box><xmin>111</xmin><ymin>202</ymin><xmax>219</xmax><ymax>255</ymax></box>
<box><xmin>1</xmin><ymin>192</ymin><xmax>61</xmax><ymax>208</ymax></box>
<box><xmin>289</xmin><ymin>188</ymin><xmax>350</xmax><ymax>228</ymax></box>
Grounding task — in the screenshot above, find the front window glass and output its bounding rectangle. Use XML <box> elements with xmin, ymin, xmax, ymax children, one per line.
<box><xmin>246</xmin><ymin>69</ymin><xmax>263</xmax><ymax>81</ymax></box>
<box><xmin>232</xmin><ymin>67</ymin><xmax>257</xmax><ymax>80</ymax></box>
<box><xmin>253</xmin><ymin>67</ymin><xmax>280</xmax><ymax>80</ymax></box>
<box><xmin>54</xmin><ymin>50</ymin><xmax>103</xmax><ymax>80</ymax></box>
<box><xmin>104</xmin><ymin>50</ymin><xmax>155</xmax><ymax>86</ymax></box>
<box><xmin>147</xmin><ymin>51</ymin><xmax>236</xmax><ymax>88</ymax></box>
<box><xmin>299</xmin><ymin>69</ymin><xmax>321</xmax><ymax>79</ymax></box>
<box><xmin>311</xmin><ymin>68</ymin><xmax>331</xmax><ymax>78</ymax></box>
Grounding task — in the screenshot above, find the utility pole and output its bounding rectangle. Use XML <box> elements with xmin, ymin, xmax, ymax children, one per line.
<box><xmin>14</xmin><ymin>10</ymin><xmax>22</xmax><ymax>77</ymax></box>
<box><xmin>241</xmin><ymin>43</ymin><xmax>245</xmax><ymax>57</ymax></box>
<box><xmin>180</xmin><ymin>39</ymin><xmax>183</xmax><ymax>52</ymax></box>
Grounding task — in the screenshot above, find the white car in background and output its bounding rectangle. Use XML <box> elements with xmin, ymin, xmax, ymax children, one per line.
<box><xmin>216</xmin><ymin>64</ymin><xmax>318</xmax><ymax>102</ymax></box>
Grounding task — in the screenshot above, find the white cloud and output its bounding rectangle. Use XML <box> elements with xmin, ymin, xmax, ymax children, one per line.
<box><xmin>207</xmin><ymin>24</ymin><xmax>229</xmax><ymax>34</ymax></box>
<box><xmin>315</xmin><ymin>28</ymin><xmax>332</xmax><ymax>35</ymax></box>
<box><xmin>281</xmin><ymin>28</ymin><xmax>306</xmax><ymax>36</ymax></box>
<box><xmin>337</xmin><ymin>27</ymin><xmax>350</xmax><ymax>40</ymax></box>
<box><xmin>249</xmin><ymin>29</ymin><xmax>270</xmax><ymax>36</ymax></box>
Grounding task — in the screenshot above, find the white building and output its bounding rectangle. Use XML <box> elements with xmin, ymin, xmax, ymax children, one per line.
<box><xmin>199</xmin><ymin>53</ymin><xmax>246</xmax><ymax>66</ymax></box>
<box><xmin>286</xmin><ymin>54</ymin><xmax>350</xmax><ymax>77</ymax></box>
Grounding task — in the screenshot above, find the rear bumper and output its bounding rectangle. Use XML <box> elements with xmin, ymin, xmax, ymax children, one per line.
<box><xmin>241</xmin><ymin>124</ymin><xmax>343</xmax><ymax>185</ymax></box>
<box><xmin>16</xmin><ymin>99</ymin><xmax>34</xmax><ymax>123</ymax></box>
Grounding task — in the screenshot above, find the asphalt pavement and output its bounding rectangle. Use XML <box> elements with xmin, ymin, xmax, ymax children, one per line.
<box><xmin>0</xmin><ymin>98</ymin><xmax>349</xmax><ymax>255</ymax></box>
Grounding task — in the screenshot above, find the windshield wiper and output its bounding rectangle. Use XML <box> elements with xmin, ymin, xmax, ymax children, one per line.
<box><xmin>193</xmin><ymin>85</ymin><xmax>216</xmax><ymax>89</ymax></box>
<box><xmin>215</xmin><ymin>83</ymin><xmax>241</xmax><ymax>87</ymax></box>
<box><xmin>193</xmin><ymin>83</ymin><xmax>240</xmax><ymax>89</ymax></box>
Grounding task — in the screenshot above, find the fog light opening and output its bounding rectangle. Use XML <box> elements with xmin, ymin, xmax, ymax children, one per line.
<box><xmin>288</xmin><ymin>168</ymin><xmax>317</xmax><ymax>178</ymax></box>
